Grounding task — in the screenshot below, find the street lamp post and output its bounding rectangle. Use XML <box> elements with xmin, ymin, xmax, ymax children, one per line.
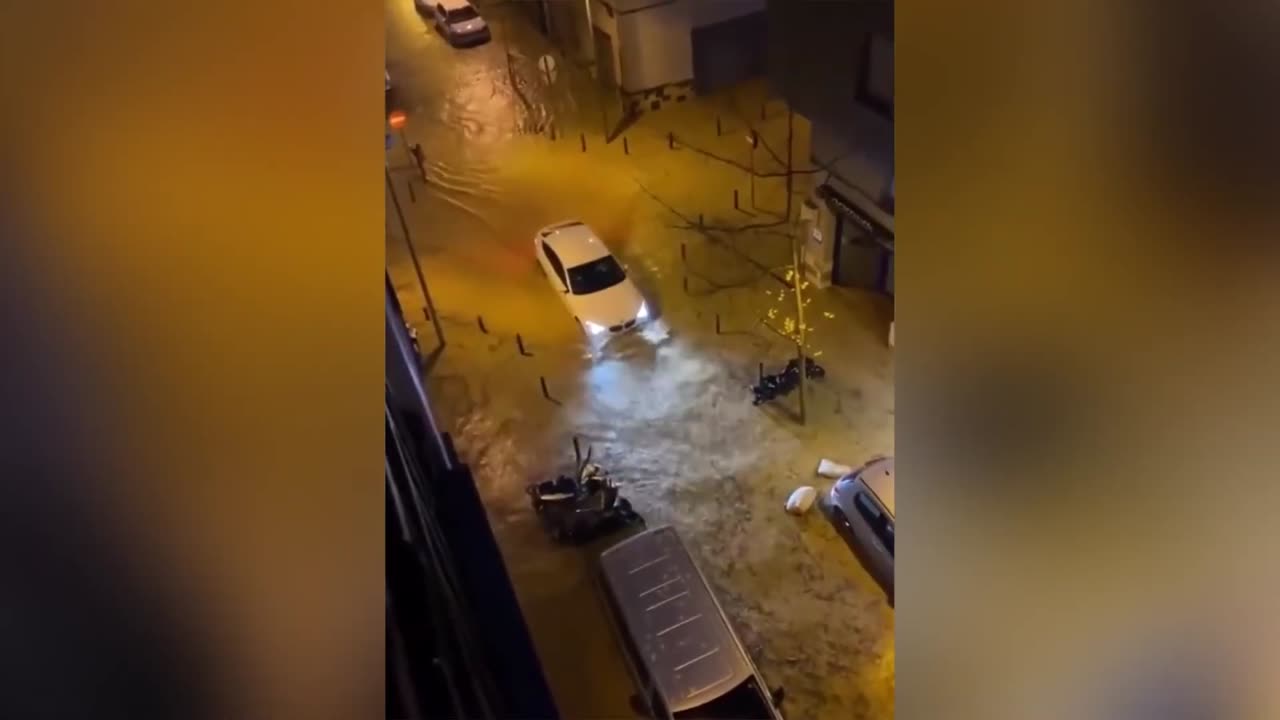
<box><xmin>388</xmin><ymin>110</ymin><xmax>412</xmax><ymax>167</ymax></box>
<box><xmin>386</xmin><ymin>164</ymin><xmax>445</xmax><ymax>350</ymax></box>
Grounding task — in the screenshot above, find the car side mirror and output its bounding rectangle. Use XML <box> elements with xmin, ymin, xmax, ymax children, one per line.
<box><xmin>628</xmin><ymin>693</ymin><xmax>648</xmax><ymax>716</ymax></box>
<box><xmin>771</xmin><ymin>686</ymin><xmax>786</xmax><ymax>707</ymax></box>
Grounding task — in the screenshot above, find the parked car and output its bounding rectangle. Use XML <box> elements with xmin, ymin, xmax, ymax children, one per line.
<box><xmin>534</xmin><ymin>220</ymin><xmax>648</xmax><ymax>337</ymax></box>
<box><xmin>828</xmin><ymin>455</ymin><xmax>895</xmax><ymax>605</ymax></box>
<box><xmin>596</xmin><ymin>526</ymin><xmax>786</xmax><ymax>719</ymax></box>
<box><xmin>423</xmin><ymin>0</ymin><xmax>491</xmax><ymax>46</ymax></box>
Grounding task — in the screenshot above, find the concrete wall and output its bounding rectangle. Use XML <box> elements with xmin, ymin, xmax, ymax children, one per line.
<box><xmin>812</xmin><ymin>113</ymin><xmax>894</xmax><ymax>232</ymax></box>
<box><xmin>589</xmin><ymin>0</ymin><xmax>768</xmax><ymax>94</ymax></box>
<box><xmin>687</xmin><ymin>0</ymin><xmax>765</xmax><ymax>27</ymax></box>
<box><xmin>769</xmin><ymin>0</ymin><xmax>893</xmax><ymax>223</ymax></box>
<box><xmin>617</xmin><ymin>2</ymin><xmax>692</xmax><ymax>92</ymax></box>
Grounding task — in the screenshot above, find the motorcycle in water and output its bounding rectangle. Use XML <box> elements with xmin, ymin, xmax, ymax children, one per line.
<box><xmin>751</xmin><ymin>356</ymin><xmax>826</xmax><ymax>405</ymax></box>
<box><xmin>526</xmin><ymin>440</ymin><xmax>645</xmax><ymax>544</ymax></box>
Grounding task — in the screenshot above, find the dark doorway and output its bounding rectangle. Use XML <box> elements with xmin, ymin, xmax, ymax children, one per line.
<box><xmin>832</xmin><ymin>212</ymin><xmax>893</xmax><ymax>294</ymax></box>
<box><xmin>593</xmin><ymin>27</ymin><xmax>617</xmax><ymax>89</ymax></box>
<box><xmin>691</xmin><ymin>11</ymin><xmax>767</xmax><ymax>94</ymax></box>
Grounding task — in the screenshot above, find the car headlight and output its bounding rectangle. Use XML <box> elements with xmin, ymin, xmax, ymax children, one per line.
<box><xmin>583</xmin><ymin>321</ymin><xmax>607</xmax><ymax>335</ymax></box>
<box><xmin>636</xmin><ymin>302</ymin><xmax>649</xmax><ymax>320</ymax></box>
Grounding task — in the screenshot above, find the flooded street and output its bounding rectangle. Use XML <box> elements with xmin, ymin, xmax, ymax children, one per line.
<box><xmin>387</xmin><ymin>1</ymin><xmax>895</xmax><ymax>717</ymax></box>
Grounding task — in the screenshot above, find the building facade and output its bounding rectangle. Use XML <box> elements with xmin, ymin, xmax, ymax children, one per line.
<box><xmin>528</xmin><ymin>0</ymin><xmax>768</xmax><ymax>115</ymax></box>
<box><xmin>769</xmin><ymin>1</ymin><xmax>893</xmax><ymax>303</ymax></box>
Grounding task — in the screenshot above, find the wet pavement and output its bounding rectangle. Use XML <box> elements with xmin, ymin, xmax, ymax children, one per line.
<box><xmin>387</xmin><ymin>1</ymin><xmax>894</xmax><ymax>718</ymax></box>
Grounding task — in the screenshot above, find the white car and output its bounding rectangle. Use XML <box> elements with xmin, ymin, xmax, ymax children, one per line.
<box><xmin>534</xmin><ymin>220</ymin><xmax>648</xmax><ymax>337</ymax></box>
<box><xmin>425</xmin><ymin>0</ymin><xmax>491</xmax><ymax>46</ymax></box>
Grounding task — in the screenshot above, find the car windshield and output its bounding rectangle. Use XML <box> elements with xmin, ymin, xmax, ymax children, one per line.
<box><xmin>447</xmin><ymin>6</ymin><xmax>479</xmax><ymax>21</ymax></box>
<box><xmin>567</xmin><ymin>255</ymin><xmax>626</xmax><ymax>295</ymax></box>
<box><xmin>672</xmin><ymin>678</ymin><xmax>773</xmax><ymax>719</ymax></box>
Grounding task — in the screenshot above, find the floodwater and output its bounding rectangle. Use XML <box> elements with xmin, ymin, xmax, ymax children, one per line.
<box><xmin>387</xmin><ymin>2</ymin><xmax>895</xmax><ymax>718</ymax></box>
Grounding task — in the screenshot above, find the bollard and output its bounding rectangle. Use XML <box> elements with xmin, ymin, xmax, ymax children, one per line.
<box><xmin>549</xmin><ymin>124</ymin><xmax>557</xmax><ymax>140</ymax></box>
<box><xmin>680</xmin><ymin>242</ymin><xmax>687</xmax><ymax>262</ymax></box>
<box><xmin>407</xmin><ymin>180</ymin><xmax>416</xmax><ymax>203</ymax></box>
<box><xmin>758</xmin><ymin>362</ymin><xmax>765</xmax><ymax>382</ymax></box>
<box><xmin>734</xmin><ymin>189</ymin><xmax>740</xmax><ymax>210</ymax></box>
<box><xmin>580</xmin><ymin>132</ymin><xmax>587</xmax><ymax>152</ymax></box>
<box><xmin>540</xmin><ymin>376</ymin><xmax>552</xmax><ymax>401</ymax></box>
<box><xmin>668</xmin><ymin>132</ymin><xmax>675</xmax><ymax>149</ymax></box>
<box><xmin>623</xmin><ymin>136</ymin><xmax>630</xmax><ymax>155</ymax></box>
<box><xmin>573</xmin><ymin>435</ymin><xmax>582</xmax><ymax>466</ymax></box>
<box><xmin>516</xmin><ymin>332</ymin><xmax>531</xmax><ymax>356</ymax></box>
<box><xmin>716</xmin><ymin>115</ymin><xmax>722</xmax><ymax>136</ymax></box>
<box><xmin>477</xmin><ymin>315</ymin><xmax>488</xmax><ymax>334</ymax></box>
<box><xmin>715</xmin><ymin>313</ymin><xmax>722</xmax><ymax>335</ymax></box>
<box><xmin>682</xmin><ymin>275</ymin><xmax>689</xmax><ymax>294</ymax></box>
<box><xmin>698</xmin><ymin>212</ymin><xmax>704</xmax><ymax>227</ymax></box>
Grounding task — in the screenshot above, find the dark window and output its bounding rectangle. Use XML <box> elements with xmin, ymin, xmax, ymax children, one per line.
<box><xmin>542</xmin><ymin>244</ymin><xmax>567</xmax><ymax>287</ymax></box>
<box><xmin>567</xmin><ymin>255</ymin><xmax>627</xmax><ymax>295</ymax></box>
<box><xmin>672</xmin><ymin>677</ymin><xmax>773</xmax><ymax>719</ymax></box>
<box><xmin>446</xmin><ymin>6</ymin><xmax>479</xmax><ymax>21</ymax></box>
<box><xmin>854</xmin><ymin>490</ymin><xmax>894</xmax><ymax>558</ymax></box>
<box><xmin>856</xmin><ymin>33</ymin><xmax>893</xmax><ymax>120</ymax></box>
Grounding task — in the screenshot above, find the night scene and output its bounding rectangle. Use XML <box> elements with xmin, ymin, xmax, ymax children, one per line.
<box><xmin>386</xmin><ymin>2</ymin><xmax>894</xmax><ymax>718</ymax></box>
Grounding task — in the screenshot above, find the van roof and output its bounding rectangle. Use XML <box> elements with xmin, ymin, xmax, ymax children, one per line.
<box><xmin>599</xmin><ymin>526</ymin><xmax>754</xmax><ymax>713</ymax></box>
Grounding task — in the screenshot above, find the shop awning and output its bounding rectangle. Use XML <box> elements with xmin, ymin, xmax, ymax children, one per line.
<box><xmin>819</xmin><ymin>184</ymin><xmax>894</xmax><ymax>251</ymax></box>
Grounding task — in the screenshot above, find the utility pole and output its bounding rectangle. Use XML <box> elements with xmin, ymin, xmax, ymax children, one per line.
<box><xmin>386</xmin><ymin>164</ymin><xmax>445</xmax><ymax>349</ymax></box>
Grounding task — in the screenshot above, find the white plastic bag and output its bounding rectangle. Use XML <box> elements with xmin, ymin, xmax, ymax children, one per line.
<box><xmin>785</xmin><ymin>486</ymin><xmax>818</xmax><ymax>515</ymax></box>
<box><xmin>816</xmin><ymin>459</ymin><xmax>853</xmax><ymax>479</ymax></box>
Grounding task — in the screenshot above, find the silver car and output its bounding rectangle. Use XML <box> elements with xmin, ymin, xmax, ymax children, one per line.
<box><xmin>828</xmin><ymin>456</ymin><xmax>895</xmax><ymax>605</ymax></box>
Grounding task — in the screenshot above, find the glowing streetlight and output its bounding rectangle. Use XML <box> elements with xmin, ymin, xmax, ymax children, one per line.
<box><xmin>388</xmin><ymin>109</ymin><xmax>413</xmax><ymax>167</ymax></box>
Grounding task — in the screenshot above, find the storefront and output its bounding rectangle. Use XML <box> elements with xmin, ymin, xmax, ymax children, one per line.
<box><xmin>820</xmin><ymin>184</ymin><xmax>894</xmax><ymax>297</ymax></box>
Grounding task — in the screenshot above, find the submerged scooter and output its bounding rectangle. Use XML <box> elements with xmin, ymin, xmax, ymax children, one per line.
<box><xmin>751</xmin><ymin>356</ymin><xmax>826</xmax><ymax>405</ymax></box>
<box><xmin>526</xmin><ymin>438</ymin><xmax>645</xmax><ymax>544</ymax></box>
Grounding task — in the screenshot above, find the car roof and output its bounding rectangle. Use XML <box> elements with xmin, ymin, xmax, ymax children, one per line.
<box><xmin>599</xmin><ymin>526</ymin><xmax>756</xmax><ymax>714</ymax></box>
<box><xmin>538</xmin><ymin>220</ymin><xmax>611</xmax><ymax>267</ymax></box>
<box><xmin>857</xmin><ymin>456</ymin><xmax>895</xmax><ymax>517</ymax></box>
<box><xmin>439</xmin><ymin>0</ymin><xmax>475</xmax><ymax>10</ymax></box>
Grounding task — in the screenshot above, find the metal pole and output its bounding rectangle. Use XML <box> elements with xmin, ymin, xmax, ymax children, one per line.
<box><xmin>386</xmin><ymin>165</ymin><xmax>445</xmax><ymax>348</ymax></box>
<box><xmin>749</xmin><ymin>134</ymin><xmax>756</xmax><ymax>209</ymax></box>
<box><xmin>791</xmin><ymin>232</ymin><xmax>807</xmax><ymax>424</ymax></box>
<box><xmin>785</xmin><ymin>109</ymin><xmax>794</xmax><ymax>220</ymax></box>
<box><xmin>502</xmin><ymin>17</ymin><xmax>518</xmax><ymax>132</ymax></box>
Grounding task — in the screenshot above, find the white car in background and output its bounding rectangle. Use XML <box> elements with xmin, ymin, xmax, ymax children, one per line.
<box><xmin>534</xmin><ymin>220</ymin><xmax>648</xmax><ymax>337</ymax></box>
<box><xmin>424</xmin><ymin>0</ymin><xmax>491</xmax><ymax>46</ymax></box>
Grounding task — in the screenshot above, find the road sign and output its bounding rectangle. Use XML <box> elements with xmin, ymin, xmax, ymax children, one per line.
<box><xmin>388</xmin><ymin>110</ymin><xmax>407</xmax><ymax>129</ymax></box>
